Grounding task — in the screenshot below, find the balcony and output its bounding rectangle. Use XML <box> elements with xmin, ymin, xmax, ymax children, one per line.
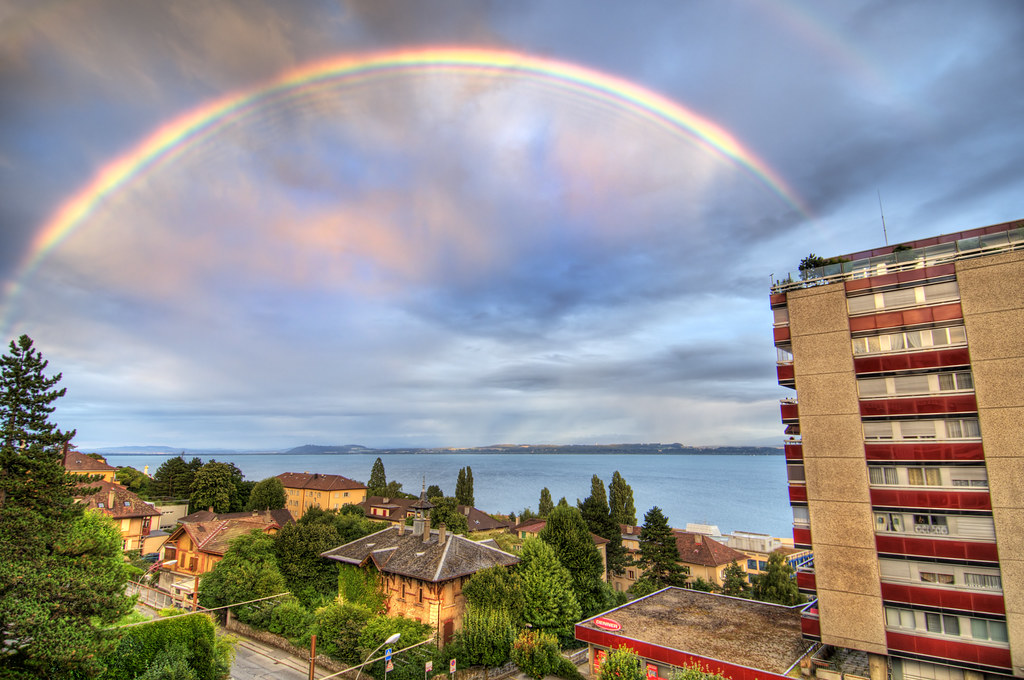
<box><xmin>880</xmin><ymin>582</ymin><xmax>1005</xmax><ymax>615</ymax></box>
<box><xmin>777</xmin><ymin>363</ymin><xmax>795</xmax><ymax>385</ymax></box>
<box><xmin>886</xmin><ymin>631</ymin><xmax>1011</xmax><ymax>672</ymax></box>
<box><xmin>780</xmin><ymin>398</ymin><xmax>799</xmax><ymax>423</ymax></box>
<box><xmin>784</xmin><ymin>440</ymin><xmax>803</xmax><ymax>460</ymax></box>
<box><xmin>797</xmin><ymin>569</ymin><xmax>816</xmax><ymax>591</ymax></box>
<box><xmin>869</xmin><ymin>487</ymin><xmax>991</xmax><ymax>511</ymax></box>
<box><xmin>859</xmin><ymin>394</ymin><xmax>977</xmax><ymax>417</ymax></box>
<box><xmin>854</xmin><ymin>347</ymin><xmax>971</xmax><ymax>374</ymax></box>
<box><xmin>865</xmin><ymin>441</ymin><xmax>985</xmax><ymax>462</ymax></box>
<box><xmin>845</xmin><ymin>263</ymin><xmax>957</xmax><ymax>293</ymax></box>
<box><xmin>792</xmin><ymin>527</ymin><xmax>812</xmax><ymax>548</ymax></box>
<box><xmin>875</xmin><ymin>535</ymin><xmax>999</xmax><ymax>562</ymax></box>
<box><xmin>801</xmin><ymin>606</ymin><xmax>821</xmax><ymax>639</ymax></box>
<box><xmin>849</xmin><ymin>302</ymin><xmax>963</xmax><ymax>333</ymax></box>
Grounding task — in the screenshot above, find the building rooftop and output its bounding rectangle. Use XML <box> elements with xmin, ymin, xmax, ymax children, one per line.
<box><xmin>577</xmin><ymin>587</ymin><xmax>811</xmax><ymax>675</ymax></box>
<box><xmin>321</xmin><ymin>524</ymin><xmax>518</xmax><ymax>583</ymax></box>
<box><xmin>64</xmin><ymin>449</ymin><xmax>117</xmax><ymax>474</ymax></box>
<box><xmin>177</xmin><ymin>515</ymin><xmax>282</xmax><ymax>556</ymax></box>
<box><xmin>673</xmin><ymin>531</ymin><xmax>749</xmax><ymax>567</ymax></box>
<box><xmin>179</xmin><ymin>507</ymin><xmax>294</xmax><ymax>526</ymax></box>
<box><xmin>276</xmin><ymin>471</ymin><xmax>366</xmax><ymax>492</ymax></box>
<box><xmin>76</xmin><ymin>480</ymin><xmax>161</xmax><ymax>519</ymax></box>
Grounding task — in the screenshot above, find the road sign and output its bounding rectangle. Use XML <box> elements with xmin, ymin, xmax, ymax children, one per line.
<box><xmin>385</xmin><ymin>648</ymin><xmax>393</xmax><ymax>662</ymax></box>
<box><xmin>450</xmin><ymin>659</ymin><xmax>457</xmax><ymax>674</ymax></box>
<box><xmin>387</xmin><ymin>662</ymin><xmax>394</xmax><ymax>672</ymax></box>
<box><xmin>425</xmin><ymin>661</ymin><xmax>433</xmax><ymax>672</ymax></box>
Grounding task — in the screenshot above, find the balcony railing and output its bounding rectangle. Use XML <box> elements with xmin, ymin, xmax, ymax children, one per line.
<box><xmin>771</xmin><ymin>227</ymin><xmax>1024</xmax><ymax>294</ymax></box>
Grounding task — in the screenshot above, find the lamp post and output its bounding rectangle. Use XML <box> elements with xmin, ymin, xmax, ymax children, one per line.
<box><xmin>355</xmin><ymin>632</ymin><xmax>401</xmax><ymax>680</ymax></box>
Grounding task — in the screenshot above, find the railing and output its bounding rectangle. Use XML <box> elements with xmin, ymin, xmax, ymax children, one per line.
<box><xmin>771</xmin><ymin>228</ymin><xmax>1024</xmax><ymax>294</ymax></box>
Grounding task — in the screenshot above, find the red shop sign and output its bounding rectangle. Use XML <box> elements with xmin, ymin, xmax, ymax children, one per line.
<box><xmin>593</xmin><ymin>617</ymin><xmax>622</xmax><ymax>631</ymax></box>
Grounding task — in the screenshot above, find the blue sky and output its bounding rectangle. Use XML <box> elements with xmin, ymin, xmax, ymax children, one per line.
<box><xmin>1</xmin><ymin>1</ymin><xmax>1021</xmax><ymax>449</ymax></box>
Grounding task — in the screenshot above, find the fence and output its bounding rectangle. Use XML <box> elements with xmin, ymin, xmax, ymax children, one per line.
<box><xmin>127</xmin><ymin>581</ymin><xmax>197</xmax><ymax>611</ymax></box>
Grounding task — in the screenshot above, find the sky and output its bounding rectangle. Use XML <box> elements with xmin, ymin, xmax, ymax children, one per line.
<box><xmin>1</xmin><ymin>1</ymin><xmax>1021</xmax><ymax>450</ymax></box>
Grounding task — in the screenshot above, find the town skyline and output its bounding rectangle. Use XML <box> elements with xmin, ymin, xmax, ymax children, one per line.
<box><xmin>2</xmin><ymin>1</ymin><xmax>1022</xmax><ymax>450</ymax></box>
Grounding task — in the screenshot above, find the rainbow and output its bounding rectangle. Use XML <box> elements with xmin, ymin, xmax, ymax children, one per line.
<box><xmin>22</xmin><ymin>46</ymin><xmax>809</xmax><ymax>281</ymax></box>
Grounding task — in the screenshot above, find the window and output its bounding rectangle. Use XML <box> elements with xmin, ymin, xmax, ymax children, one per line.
<box><xmin>970</xmin><ymin>619</ymin><xmax>1008</xmax><ymax>642</ymax></box>
<box><xmin>864</xmin><ymin>421</ymin><xmax>894</xmax><ymax>440</ymax></box>
<box><xmin>792</xmin><ymin>506</ymin><xmax>810</xmax><ymax>525</ymax></box>
<box><xmin>747</xmin><ymin>559</ymin><xmax>757</xmax><ymax>570</ymax></box>
<box><xmin>938</xmin><ymin>371</ymin><xmax>973</xmax><ymax>391</ymax></box>
<box><xmin>926</xmin><ymin>613</ymin><xmax>960</xmax><ymax>636</ymax></box>
<box><xmin>908</xmin><ymin>467</ymin><xmax>942</xmax><ymax>486</ymax></box>
<box><xmin>902</xmin><ymin>420</ymin><xmax>938</xmax><ymax>439</ymax></box>
<box><xmin>773</xmin><ymin>307</ymin><xmax>789</xmax><ymax>325</ymax></box>
<box><xmin>922</xmin><ymin>281</ymin><xmax>959</xmax><ymax>303</ymax></box>
<box><xmin>786</xmin><ymin>465</ymin><xmax>805</xmax><ymax>482</ymax></box>
<box><xmin>124</xmin><ymin>500</ymin><xmax>131</xmax><ymax>507</ymax></box>
<box><xmin>912</xmin><ymin>514</ymin><xmax>949</xmax><ymax>535</ymax></box>
<box><xmin>97</xmin><ymin>502</ymin><xmax>105</xmax><ymax>508</ymax></box>
<box><xmin>869</xmin><ymin>466</ymin><xmax>900</xmax><ymax>485</ymax></box>
<box><xmin>946</xmin><ymin>419</ymin><xmax>981</xmax><ymax>439</ymax></box>
<box><xmin>964</xmin><ymin>572</ymin><xmax>1002</xmax><ymax>590</ymax></box>
<box><xmin>876</xmin><ymin>512</ymin><xmax>904</xmax><ymax>533</ymax></box>
<box><xmin>627</xmin><ymin>569</ymin><xmax>636</xmax><ymax>580</ymax></box>
<box><xmin>886</xmin><ymin>607</ymin><xmax>915</xmax><ymax>629</ymax></box>
<box><xmin>920</xmin><ymin>572</ymin><xmax>955</xmax><ymax>585</ymax></box>
<box><xmin>758</xmin><ymin>561</ymin><xmax>768</xmax><ymax>571</ymax></box>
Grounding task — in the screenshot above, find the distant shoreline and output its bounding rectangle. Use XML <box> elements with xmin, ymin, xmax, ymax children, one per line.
<box><xmin>96</xmin><ymin>448</ymin><xmax>784</xmax><ymax>457</ymax></box>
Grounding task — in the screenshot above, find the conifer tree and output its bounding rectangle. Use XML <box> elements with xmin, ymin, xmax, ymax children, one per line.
<box><xmin>518</xmin><ymin>538</ymin><xmax>581</xmax><ymax>641</ymax></box>
<box><xmin>608</xmin><ymin>471</ymin><xmax>637</xmax><ymax>526</ymax></box>
<box><xmin>636</xmin><ymin>506</ymin><xmax>689</xmax><ymax>588</ymax></box>
<box><xmin>578</xmin><ymin>474</ymin><xmax>627</xmax><ymax>577</ymax></box>
<box><xmin>0</xmin><ymin>335</ymin><xmax>133</xmax><ymax>677</ymax></box>
<box><xmin>721</xmin><ymin>560</ymin><xmax>751</xmax><ymax>598</ymax></box>
<box><xmin>368</xmin><ymin>457</ymin><xmax>387</xmax><ymax>495</ymax></box>
<box><xmin>539</xmin><ymin>504</ymin><xmax>605</xmax><ymax>617</ymax></box>
<box><xmin>455</xmin><ymin>465</ymin><xmax>474</xmax><ymax>506</ymax></box>
<box><xmin>538</xmin><ymin>487</ymin><xmax>554</xmax><ymax>516</ymax></box>
<box><xmin>751</xmin><ymin>551</ymin><xmax>802</xmax><ymax>605</ymax></box>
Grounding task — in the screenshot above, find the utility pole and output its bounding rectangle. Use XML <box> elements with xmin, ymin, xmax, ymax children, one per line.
<box><xmin>309</xmin><ymin>634</ymin><xmax>317</xmax><ymax>680</ymax></box>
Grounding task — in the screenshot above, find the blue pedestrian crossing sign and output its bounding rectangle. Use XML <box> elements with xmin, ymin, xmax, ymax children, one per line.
<box><xmin>385</xmin><ymin>648</ymin><xmax>393</xmax><ymax>662</ymax></box>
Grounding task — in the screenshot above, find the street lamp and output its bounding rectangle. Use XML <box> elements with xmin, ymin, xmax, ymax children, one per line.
<box><xmin>354</xmin><ymin>632</ymin><xmax>401</xmax><ymax>680</ymax></box>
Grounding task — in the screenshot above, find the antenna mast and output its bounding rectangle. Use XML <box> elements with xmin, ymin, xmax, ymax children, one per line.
<box><xmin>877</xmin><ymin>190</ymin><xmax>889</xmax><ymax>246</ymax></box>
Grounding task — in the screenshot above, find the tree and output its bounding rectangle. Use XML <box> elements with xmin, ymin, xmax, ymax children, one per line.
<box><xmin>538</xmin><ymin>487</ymin><xmax>553</xmax><ymax>517</ymax></box>
<box><xmin>459</xmin><ymin>605</ymin><xmax>515</xmax><ymax>668</ymax></box>
<box><xmin>115</xmin><ymin>466</ymin><xmax>153</xmax><ymax>497</ymax></box>
<box><xmin>608</xmin><ymin>471</ymin><xmax>637</xmax><ymax>526</ymax></box>
<box><xmin>518</xmin><ymin>538</ymin><xmax>581</xmax><ymax>642</ymax></box>
<box><xmin>198</xmin><ymin>530</ymin><xmax>286</xmax><ymax>627</ymax></box>
<box><xmin>463</xmin><ymin>565</ymin><xmax>524</xmax><ymax>622</ymax></box>
<box><xmin>247</xmin><ymin>477</ymin><xmax>286</xmax><ymax>511</ymax></box>
<box><xmin>0</xmin><ymin>335</ymin><xmax>134</xmax><ymax>678</ymax></box>
<box><xmin>189</xmin><ymin>461</ymin><xmax>244</xmax><ymax>513</ymax></box>
<box><xmin>578</xmin><ymin>474</ymin><xmax>627</xmax><ymax>578</ymax></box>
<box><xmin>598</xmin><ymin>648</ymin><xmax>645</xmax><ymax>680</ymax></box>
<box><xmin>751</xmin><ymin>551</ymin><xmax>802</xmax><ymax>605</ymax></box>
<box><xmin>150</xmin><ymin>455</ymin><xmax>193</xmax><ymax>499</ymax></box>
<box><xmin>721</xmin><ymin>560</ymin><xmax>751</xmax><ymax>598</ymax></box>
<box><xmin>274</xmin><ymin>520</ymin><xmax>341</xmax><ymax>606</ymax></box>
<box><xmin>368</xmin><ymin>457</ymin><xmax>387</xmax><ymax>496</ymax></box>
<box><xmin>690</xmin><ymin>577</ymin><xmax>717</xmax><ymax>592</ymax></box>
<box><xmin>636</xmin><ymin>507</ymin><xmax>688</xmax><ymax>588</ymax></box>
<box><xmin>98</xmin><ymin>612</ymin><xmax>235</xmax><ymax>680</ymax></box>
<box><xmin>539</xmin><ymin>504</ymin><xmax>605</xmax><ymax>617</ymax></box>
<box><xmin>428</xmin><ymin>496</ymin><xmax>468</xmax><ymax>534</ymax></box>
<box><xmin>455</xmin><ymin>465</ymin><xmax>474</xmax><ymax>507</ymax></box>
<box><xmin>426</xmin><ymin>484</ymin><xmax>443</xmax><ymax>499</ymax></box>
<box><xmin>511</xmin><ymin>629</ymin><xmax>561</xmax><ymax>680</ymax></box>
<box><xmin>312</xmin><ymin>601</ymin><xmax>372</xmax><ymax>663</ymax></box>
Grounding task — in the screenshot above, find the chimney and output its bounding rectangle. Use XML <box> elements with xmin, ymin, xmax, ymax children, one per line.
<box><xmin>437</xmin><ymin>523</ymin><xmax>446</xmax><ymax>545</ymax></box>
<box><xmin>383</xmin><ymin>497</ymin><xmax>390</xmax><ymax>504</ymax></box>
<box><xmin>694</xmin><ymin>534</ymin><xmax>702</xmax><ymax>544</ymax></box>
<box><xmin>423</xmin><ymin>516</ymin><xmax>431</xmax><ymax>543</ymax></box>
<box><xmin>208</xmin><ymin>506</ymin><xmax>214</xmax><ymax>513</ymax></box>
<box><xmin>398</xmin><ymin>521</ymin><xmax>405</xmax><ymax>536</ymax></box>
<box><xmin>463</xmin><ymin>507</ymin><xmax>470</xmax><ymax>516</ymax></box>
<box><xmin>107</xmin><ymin>490</ymin><xmax>115</xmax><ymax>508</ymax></box>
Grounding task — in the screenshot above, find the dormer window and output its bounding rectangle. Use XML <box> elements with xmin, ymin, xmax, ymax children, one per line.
<box><xmin>98</xmin><ymin>502</ymin><xmax>105</xmax><ymax>508</ymax></box>
<box><xmin>124</xmin><ymin>501</ymin><xmax>131</xmax><ymax>507</ymax></box>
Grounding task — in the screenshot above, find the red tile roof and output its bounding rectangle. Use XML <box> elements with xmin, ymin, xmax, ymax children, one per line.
<box><xmin>276</xmin><ymin>471</ymin><xmax>366</xmax><ymax>491</ymax></box>
<box><xmin>178</xmin><ymin>516</ymin><xmax>280</xmax><ymax>556</ymax></box>
<box><xmin>76</xmin><ymin>480</ymin><xmax>161</xmax><ymax>519</ymax></box>
<box><xmin>673</xmin><ymin>530</ymin><xmax>749</xmax><ymax>567</ymax></box>
<box><xmin>179</xmin><ymin>508</ymin><xmax>294</xmax><ymax>526</ymax></box>
<box><xmin>64</xmin><ymin>450</ymin><xmax>117</xmax><ymax>473</ymax></box>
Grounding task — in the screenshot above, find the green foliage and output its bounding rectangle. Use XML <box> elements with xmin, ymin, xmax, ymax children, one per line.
<box><xmin>274</xmin><ymin>520</ymin><xmax>341</xmax><ymax>606</ymax></box>
<box><xmin>268</xmin><ymin>598</ymin><xmax>314</xmax><ymax>642</ymax></box>
<box><xmin>197</xmin><ymin>530</ymin><xmax>286</xmax><ymax>627</ymax></box>
<box><xmin>246</xmin><ymin>477</ymin><xmax>286</xmax><ymax>511</ymax></box>
<box><xmin>578</xmin><ymin>474</ymin><xmax>627</xmax><ymax>577</ymax></box>
<box><xmin>338</xmin><ymin>563</ymin><xmax>386</xmax><ymax>613</ymax></box>
<box><xmin>116</xmin><ymin>466</ymin><xmax>153</xmax><ymax>497</ymax></box>
<box><xmin>720</xmin><ymin>561</ymin><xmax>750</xmax><ymax>598</ymax></box>
<box><xmin>459</xmin><ymin>605</ymin><xmax>515</xmax><ymax>667</ymax></box>
<box><xmin>98</xmin><ymin>613</ymin><xmax>234</xmax><ymax>680</ymax></box>
<box><xmin>518</xmin><ymin>538</ymin><xmax>581</xmax><ymax>642</ymax></box>
<box><xmin>426</xmin><ymin>484</ymin><xmax>443</xmax><ymax>499</ymax></box>
<box><xmin>538</xmin><ymin>487</ymin><xmax>553</xmax><ymax>517</ymax></box>
<box><xmin>608</xmin><ymin>471</ymin><xmax>637</xmax><ymax>526</ymax></box>
<box><xmin>0</xmin><ymin>336</ymin><xmax>138</xmax><ymax>679</ymax></box>
<box><xmin>690</xmin><ymin>577</ymin><xmax>718</xmax><ymax>592</ymax></box>
<box><xmin>368</xmin><ymin>457</ymin><xmax>387</xmax><ymax>495</ymax></box>
<box><xmin>511</xmin><ymin>629</ymin><xmax>561</xmax><ymax>680</ymax></box>
<box><xmin>151</xmin><ymin>455</ymin><xmax>200</xmax><ymax>500</ymax></box>
<box><xmin>312</xmin><ymin>601</ymin><xmax>373</xmax><ymax>663</ymax></box>
<box><xmin>751</xmin><ymin>551</ymin><xmax>802</xmax><ymax>605</ymax></box>
<box><xmin>667</xmin><ymin>663</ymin><xmax>730</xmax><ymax>680</ymax></box>
<box><xmin>136</xmin><ymin>642</ymin><xmax>198</xmax><ymax>680</ymax></box>
<box><xmin>598</xmin><ymin>648</ymin><xmax>645</xmax><ymax>680</ymax></box>
<box><xmin>636</xmin><ymin>507</ymin><xmax>689</xmax><ymax>588</ymax></box>
<box><xmin>158</xmin><ymin>607</ymin><xmax>186</xmax><ymax>617</ymax></box>
<box><xmin>455</xmin><ymin>466</ymin><xmax>475</xmax><ymax>507</ymax></box>
<box><xmin>358</xmin><ymin>615</ymin><xmax>433</xmax><ymax>680</ymax></box>
<box><xmin>539</xmin><ymin>504</ymin><xmax>606</xmax><ymax>618</ymax></box>
<box><xmin>428</xmin><ymin>495</ymin><xmax>469</xmax><ymax>534</ymax></box>
<box><xmin>626</xmin><ymin>577</ymin><xmax>662</xmax><ymax>598</ymax></box>
<box><xmin>553</xmin><ymin>654</ymin><xmax>587</xmax><ymax>680</ymax></box>
<box><xmin>462</xmin><ymin>565</ymin><xmax>524</xmax><ymax>622</ymax></box>
<box><xmin>798</xmin><ymin>254</ymin><xmax>849</xmax><ymax>280</ymax></box>
<box><xmin>189</xmin><ymin>461</ymin><xmax>245</xmax><ymax>513</ymax></box>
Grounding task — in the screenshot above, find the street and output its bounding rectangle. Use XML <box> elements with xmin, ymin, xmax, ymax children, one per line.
<box><xmin>229</xmin><ymin>633</ymin><xmax>329</xmax><ymax>680</ymax></box>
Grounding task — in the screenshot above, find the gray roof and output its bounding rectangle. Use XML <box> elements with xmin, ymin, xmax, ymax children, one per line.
<box><xmin>321</xmin><ymin>525</ymin><xmax>518</xmax><ymax>583</ymax></box>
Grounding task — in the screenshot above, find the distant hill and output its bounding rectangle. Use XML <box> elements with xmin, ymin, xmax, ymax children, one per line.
<box><xmin>284</xmin><ymin>444</ymin><xmax>376</xmax><ymax>455</ymax></box>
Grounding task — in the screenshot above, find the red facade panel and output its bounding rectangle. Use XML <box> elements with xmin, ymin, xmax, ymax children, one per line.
<box><xmin>789</xmin><ymin>486</ymin><xmax>807</xmax><ymax>503</ymax></box>
<box><xmin>780</xmin><ymin>402</ymin><xmax>799</xmax><ymax>421</ymax></box>
<box><xmin>575</xmin><ymin>625</ymin><xmax>795</xmax><ymax>680</ymax></box>
<box><xmin>770</xmin><ymin>293</ymin><xmax>787</xmax><ymax>306</ymax></box>
<box><xmin>854</xmin><ymin>348</ymin><xmax>971</xmax><ymax>374</ymax></box>
<box><xmin>880</xmin><ymin>582</ymin><xmax>1005</xmax><ymax>615</ymax></box>
<box><xmin>792</xmin><ymin>527</ymin><xmax>812</xmax><ymax>547</ymax></box>
<box><xmin>774</xmin><ymin>326</ymin><xmax>791</xmax><ymax>343</ymax></box>
<box><xmin>886</xmin><ymin>631</ymin><xmax>1011</xmax><ymax>671</ymax></box>
<box><xmin>869</xmin><ymin>488</ymin><xmax>991</xmax><ymax>511</ymax></box>
<box><xmin>801</xmin><ymin>615</ymin><xmax>821</xmax><ymax>638</ymax></box>
<box><xmin>875</xmin><ymin>535</ymin><xmax>999</xmax><ymax>562</ymax></box>
<box><xmin>797</xmin><ymin>570</ymin><xmax>816</xmax><ymax>591</ymax></box>
<box><xmin>849</xmin><ymin>303</ymin><xmax>963</xmax><ymax>333</ymax></box>
<box><xmin>844</xmin><ymin>264</ymin><xmax>957</xmax><ymax>294</ymax></box>
<box><xmin>859</xmin><ymin>394</ymin><xmax>977</xmax><ymax>417</ymax></box>
<box><xmin>864</xmin><ymin>442</ymin><xmax>985</xmax><ymax>462</ymax></box>
<box><xmin>777</xmin><ymin>364</ymin><xmax>795</xmax><ymax>383</ymax></box>
<box><xmin>784</xmin><ymin>442</ymin><xmax>803</xmax><ymax>460</ymax></box>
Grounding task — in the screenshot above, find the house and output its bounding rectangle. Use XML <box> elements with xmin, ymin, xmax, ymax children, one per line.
<box><xmin>178</xmin><ymin>507</ymin><xmax>294</xmax><ymax>526</ymax></box>
<box><xmin>611</xmin><ymin>525</ymin><xmax>750</xmax><ymax>592</ymax></box>
<box><xmin>63</xmin><ymin>448</ymin><xmax>118</xmax><ymax>483</ymax></box>
<box><xmin>276</xmin><ymin>472</ymin><xmax>367</xmax><ymax>518</ymax></box>
<box><xmin>75</xmin><ymin>479</ymin><xmax>161</xmax><ymax>552</ymax></box>
<box><xmin>157</xmin><ymin>511</ymin><xmax>284</xmax><ymax>596</ymax></box>
<box><xmin>515</xmin><ymin>519</ymin><xmax>609</xmax><ymax>581</ymax></box>
<box><xmin>321</xmin><ymin>499</ymin><xmax>518</xmax><ymax>645</ymax></box>
<box><xmin>359</xmin><ymin>496</ymin><xmax>511</xmax><ymax>534</ymax></box>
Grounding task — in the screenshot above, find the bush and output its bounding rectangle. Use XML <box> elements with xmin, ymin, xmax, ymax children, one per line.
<box><xmin>157</xmin><ymin>607</ymin><xmax>186</xmax><ymax>618</ymax></box>
<box><xmin>511</xmin><ymin>630</ymin><xmax>561</xmax><ymax>680</ymax></box>
<box><xmin>338</xmin><ymin>564</ymin><xmax>386</xmax><ymax>613</ymax></box>
<box><xmin>668</xmin><ymin>664</ymin><xmax>730</xmax><ymax>680</ymax></box>
<box><xmin>458</xmin><ymin>606</ymin><xmax>515</xmax><ymax>668</ymax></box>
<box><xmin>98</xmin><ymin>613</ymin><xmax>234</xmax><ymax>680</ymax></box>
<box><xmin>269</xmin><ymin>598</ymin><xmax>313</xmax><ymax>642</ymax></box>
<box><xmin>553</xmin><ymin>654</ymin><xmax>586</xmax><ymax>680</ymax></box>
<box><xmin>598</xmin><ymin>647</ymin><xmax>644</xmax><ymax>680</ymax></box>
<box><xmin>313</xmin><ymin>601</ymin><xmax>373</xmax><ymax>663</ymax></box>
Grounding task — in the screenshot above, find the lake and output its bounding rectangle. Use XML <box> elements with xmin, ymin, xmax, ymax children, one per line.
<box><xmin>104</xmin><ymin>452</ymin><xmax>794</xmax><ymax>538</ymax></box>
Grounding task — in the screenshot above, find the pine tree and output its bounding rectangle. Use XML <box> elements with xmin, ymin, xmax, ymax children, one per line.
<box><xmin>751</xmin><ymin>551</ymin><xmax>802</xmax><ymax>605</ymax></box>
<box><xmin>636</xmin><ymin>506</ymin><xmax>689</xmax><ymax>588</ymax></box>
<box><xmin>721</xmin><ymin>560</ymin><xmax>751</xmax><ymax>598</ymax></box>
<box><xmin>368</xmin><ymin>457</ymin><xmax>387</xmax><ymax>495</ymax></box>
<box><xmin>455</xmin><ymin>465</ymin><xmax>474</xmax><ymax>506</ymax></box>
<box><xmin>518</xmin><ymin>538</ymin><xmax>581</xmax><ymax>641</ymax></box>
<box><xmin>578</xmin><ymin>475</ymin><xmax>627</xmax><ymax>577</ymax></box>
<box><xmin>538</xmin><ymin>487</ymin><xmax>554</xmax><ymax>516</ymax></box>
<box><xmin>0</xmin><ymin>335</ymin><xmax>133</xmax><ymax>677</ymax></box>
<box><xmin>539</xmin><ymin>504</ymin><xmax>605</xmax><ymax>617</ymax></box>
<box><xmin>608</xmin><ymin>471</ymin><xmax>637</xmax><ymax>526</ymax></box>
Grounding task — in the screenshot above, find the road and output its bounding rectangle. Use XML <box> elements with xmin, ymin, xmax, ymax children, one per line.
<box><xmin>229</xmin><ymin>633</ymin><xmax>330</xmax><ymax>680</ymax></box>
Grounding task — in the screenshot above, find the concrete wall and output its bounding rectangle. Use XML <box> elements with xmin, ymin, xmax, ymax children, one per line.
<box><xmin>787</xmin><ymin>283</ymin><xmax>887</xmax><ymax>655</ymax></box>
<box><xmin>956</xmin><ymin>250</ymin><xmax>1024</xmax><ymax>677</ymax></box>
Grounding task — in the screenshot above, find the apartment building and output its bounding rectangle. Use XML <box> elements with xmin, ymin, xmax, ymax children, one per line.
<box><xmin>771</xmin><ymin>219</ymin><xmax>1024</xmax><ymax>680</ymax></box>
<box><xmin>276</xmin><ymin>471</ymin><xmax>367</xmax><ymax>518</ymax></box>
